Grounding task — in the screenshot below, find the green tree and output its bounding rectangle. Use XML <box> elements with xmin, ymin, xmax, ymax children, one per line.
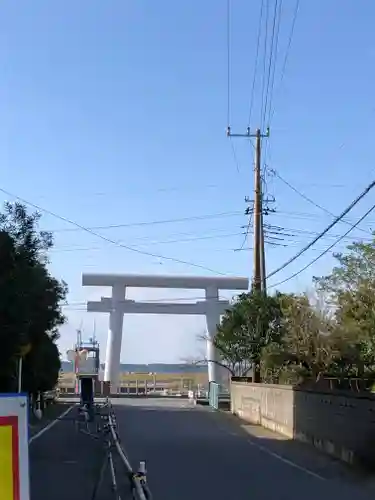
<box><xmin>262</xmin><ymin>293</ymin><xmax>337</xmax><ymax>384</ymax></box>
<box><xmin>314</xmin><ymin>239</ymin><xmax>375</xmax><ymax>378</ymax></box>
<box><xmin>214</xmin><ymin>291</ymin><xmax>284</xmax><ymax>380</ymax></box>
<box><xmin>23</xmin><ymin>332</ymin><xmax>62</xmax><ymax>395</ymax></box>
<box><xmin>0</xmin><ymin>202</ymin><xmax>67</xmax><ymax>392</ymax></box>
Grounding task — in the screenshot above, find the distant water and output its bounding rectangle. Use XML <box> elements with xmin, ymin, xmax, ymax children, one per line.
<box><xmin>60</xmin><ymin>361</ymin><xmax>207</xmax><ymax>374</ymax></box>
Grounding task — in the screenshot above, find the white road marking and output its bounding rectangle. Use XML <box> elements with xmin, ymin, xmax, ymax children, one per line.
<box><xmin>246</xmin><ymin>437</ymin><xmax>325</xmax><ymax>481</ymax></box>
<box><xmin>29</xmin><ymin>405</ymin><xmax>75</xmax><ymax>444</ymax></box>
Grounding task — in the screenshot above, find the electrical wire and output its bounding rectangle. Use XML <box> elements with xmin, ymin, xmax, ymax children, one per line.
<box><xmin>236</xmin><ymin>209</ymin><xmax>254</xmax><ymax>252</ymax></box>
<box><xmin>226</xmin><ymin>0</ymin><xmax>241</xmax><ymax>174</ymax></box>
<box><xmin>236</xmin><ymin>242</ymin><xmax>350</xmax><ymax>256</ymax></box>
<box><xmin>229</xmin><ymin>139</ymin><xmax>241</xmax><ymax>173</ymax></box>
<box><xmin>28</xmin><ymin>182</ymin><xmax>227</xmax><ymax>200</ymax></box>
<box><xmin>54</xmin><ymin>225</ymin><xmax>248</xmax><ymax>243</ymax></box>
<box><xmin>261</xmin><ymin>1</ymin><xmax>282</xmax><ymax>167</ymax></box>
<box><xmin>262</xmin><ymin>0</ymin><xmax>280</xmax><ymax>129</ymax></box>
<box><xmin>226</xmin><ymin>0</ymin><xmax>231</xmax><ymax>128</ymax></box>
<box><xmin>260</xmin><ymin>0</ymin><xmax>270</xmax><ymax>128</ymax></box>
<box><xmin>0</xmin><ymin>187</ymin><xmax>231</xmax><ymax>276</ymax></box>
<box><xmin>45</xmin><ymin>210</ymin><xmax>245</xmax><ymax>234</ymax></box>
<box><xmin>54</xmin><ymin>234</ymin><xmax>359</xmax><ymax>255</ymax></box>
<box><xmin>48</xmin><ymin>217</ymin><xmax>372</xmax><ymax>255</ymax></box>
<box><xmin>269</xmin><ymin>0</ymin><xmax>300</xmax><ymax>123</ymax></box>
<box><xmin>273</xmin><ymin>225</ymin><xmax>373</xmax><ymax>240</ymax></box>
<box><xmin>51</xmin><ymin>231</ymin><xmax>245</xmax><ymax>253</ymax></box>
<box><xmin>272</xmin><ymin>169</ymin><xmax>371</xmax><ymax>235</ymax></box>
<box><xmin>265</xmin><ymin>0</ymin><xmax>283</xmax><ymax>127</ymax></box>
<box><xmin>248</xmin><ymin>0</ymin><xmax>265</xmax><ymax>127</ymax></box>
<box><xmin>269</xmin><ymin>209</ymin><xmax>375</xmax><ymax>225</ymax></box>
<box><xmin>266</xmin><ymin>179</ymin><xmax>375</xmax><ymax>279</ymax></box>
<box><xmin>63</xmin><ymin>294</ymin><xmax>234</xmax><ymax>306</ymax></box>
<box><xmin>268</xmin><ymin>201</ymin><xmax>375</xmax><ymax>289</ymax></box>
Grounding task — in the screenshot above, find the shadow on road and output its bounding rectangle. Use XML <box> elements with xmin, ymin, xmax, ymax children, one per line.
<box><xmin>111</xmin><ymin>400</ymin><xmax>375</xmax><ymax>500</ymax></box>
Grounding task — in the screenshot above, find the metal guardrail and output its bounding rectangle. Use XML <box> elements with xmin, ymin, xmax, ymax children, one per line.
<box><xmin>62</xmin><ymin>398</ymin><xmax>152</xmax><ymax>500</ymax></box>
<box><xmin>107</xmin><ymin>403</ymin><xmax>152</xmax><ymax>500</ymax></box>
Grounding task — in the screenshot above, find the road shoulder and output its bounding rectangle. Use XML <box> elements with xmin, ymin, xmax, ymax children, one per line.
<box><xmin>212</xmin><ymin>409</ymin><xmax>375</xmax><ymax>490</ymax></box>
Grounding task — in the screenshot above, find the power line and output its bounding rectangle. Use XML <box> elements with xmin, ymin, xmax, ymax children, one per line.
<box><xmin>260</xmin><ymin>0</ymin><xmax>270</xmax><ymax>127</ymax></box>
<box><xmin>226</xmin><ymin>0</ymin><xmax>242</xmax><ymax>174</ymax></box>
<box><xmin>265</xmin><ymin>0</ymin><xmax>283</xmax><ymax>127</ymax></box>
<box><xmin>51</xmin><ymin>231</ymin><xmax>246</xmax><ymax>253</ymax></box>
<box><xmin>268</xmin><ymin>201</ymin><xmax>375</xmax><ymax>289</ymax></box>
<box><xmin>63</xmin><ymin>294</ymin><xmax>234</xmax><ymax>307</ymax></box>
<box><xmin>0</xmin><ymin>187</ymin><xmax>232</xmax><ymax>276</ymax></box>
<box><xmin>248</xmin><ymin>0</ymin><xmax>265</xmax><ymax>126</ymax></box>
<box><xmin>235</xmin><ymin>242</ymin><xmax>350</xmax><ymax>256</ymax></box>
<box><xmin>269</xmin><ymin>0</ymin><xmax>300</xmax><ymax>123</ymax></box>
<box><xmin>269</xmin><ymin>209</ymin><xmax>375</xmax><ymax>226</ymax></box>
<box><xmin>44</xmin><ymin>210</ymin><xmax>244</xmax><ymax>234</ymax></box>
<box><xmin>274</xmin><ymin>225</ymin><xmax>373</xmax><ymax>240</ymax></box>
<box><xmin>262</xmin><ymin>0</ymin><xmax>281</xmax><ymax>129</ymax></box>
<box><xmin>226</xmin><ymin>0</ymin><xmax>232</xmax><ymax>126</ymax></box>
<box><xmin>52</xmin><ymin>228</ymin><xmax>363</xmax><ymax>254</ymax></box>
<box><xmin>236</xmin><ymin>202</ymin><xmax>254</xmax><ymax>252</ymax></box>
<box><xmin>272</xmin><ymin>169</ymin><xmax>371</xmax><ymax>235</ymax></box>
<box><xmin>20</xmin><ymin>183</ymin><xmax>227</xmax><ymax>200</ymax></box>
<box><xmin>266</xmin><ymin>179</ymin><xmax>375</xmax><ymax>279</ymax></box>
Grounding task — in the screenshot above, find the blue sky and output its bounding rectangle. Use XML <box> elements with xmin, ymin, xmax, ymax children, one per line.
<box><xmin>1</xmin><ymin>0</ymin><xmax>375</xmax><ymax>363</ymax></box>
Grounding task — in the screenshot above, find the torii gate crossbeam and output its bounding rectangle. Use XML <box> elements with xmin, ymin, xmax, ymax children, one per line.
<box><xmin>82</xmin><ymin>273</ymin><xmax>249</xmax><ymax>391</ymax></box>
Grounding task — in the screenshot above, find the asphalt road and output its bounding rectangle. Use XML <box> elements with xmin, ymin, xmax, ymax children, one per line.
<box><xmin>29</xmin><ymin>398</ymin><xmax>375</xmax><ymax>500</ymax></box>
<box><xmin>112</xmin><ymin>398</ymin><xmax>375</xmax><ymax>500</ymax></box>
<box><xmin>29</xmin><ymin>406</ymin><xmax>108</xmax><ymax>500</ymax></box>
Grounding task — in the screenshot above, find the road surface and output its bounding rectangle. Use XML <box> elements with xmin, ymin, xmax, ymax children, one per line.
<box><xmin>113</xmin><ymin>398</ymin><xmax>374</xmax><ymax>500</ymax></box>
<box><xmin>29</xmin><ymin>405</ymin><xmax>107</xmax><ymax>500</ymax></box>
<box><xmin>29</xmin><ymin>398</ymin><xmax>375</xmax><ymax>500</ymax></box>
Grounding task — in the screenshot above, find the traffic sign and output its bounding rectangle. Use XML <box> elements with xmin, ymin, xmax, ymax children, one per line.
<box><xmin>0</xmin><ymin>394</ymin><xmax>29</xmax><ymax>500</ymax></box>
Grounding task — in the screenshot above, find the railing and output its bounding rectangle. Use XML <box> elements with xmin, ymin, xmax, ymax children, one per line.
<box><xmin>68</xmin><ymin>398</ymin><xmax>153</xmax><ymax>500</ymax></box>
<box><xmin>108</xmin><ymin>406</ymin><xmax>152</xmax><ymax>500</ymax></box>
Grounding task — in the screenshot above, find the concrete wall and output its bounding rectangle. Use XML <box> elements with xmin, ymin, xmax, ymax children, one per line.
<box><xmin>231</xmin><ymin>382</ymin><xmax>375</xmax><ymax>467</ymax></box>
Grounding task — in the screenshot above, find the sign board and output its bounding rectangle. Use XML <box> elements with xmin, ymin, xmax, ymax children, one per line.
<box><xmin>0</xmin><ymin>394</ymin><xmax>29</xmax><ymax>500</ymax></box>
<box><xmin>76</xmin><ymin>357</ymin><xmax>98</xmax><ymax>376</ymax></box>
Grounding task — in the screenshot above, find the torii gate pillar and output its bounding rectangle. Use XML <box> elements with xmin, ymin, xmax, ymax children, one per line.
<box><xmin>82</xmin><ymin>274</ymin><xmax>249</xmax><ymax>392</ymax></box>
<box><xmin>104</xmin><ymin>284</ymin><xmax>125</xmax><ymax>385</ymax></box>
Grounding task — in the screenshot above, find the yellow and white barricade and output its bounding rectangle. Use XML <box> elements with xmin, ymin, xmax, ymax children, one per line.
<box><xmin>0</xmin><ymin>394</ymin><xmax>29</xmax><ymax>500</ymax></box>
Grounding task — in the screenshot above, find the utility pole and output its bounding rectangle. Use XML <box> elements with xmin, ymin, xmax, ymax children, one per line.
<box><xmin>260</xmin><ymin>208</ymin><xmax>266</xmax><ymax>294</ymax></box>
<box><xmin>227</xmin><ymin>127</ymin><xmax>270</xmax><ymax>292</ymax></box>
<box><xmin>253</xmin><ymin>129</ymin><xmax>262</xmax><ymax>292</ymax></box>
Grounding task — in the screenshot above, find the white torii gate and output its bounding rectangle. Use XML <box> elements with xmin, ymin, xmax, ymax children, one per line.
<box><xmin>82</xmin><ymin>273</ymin><xmax>249</xmax><ymax>391</ymax></box>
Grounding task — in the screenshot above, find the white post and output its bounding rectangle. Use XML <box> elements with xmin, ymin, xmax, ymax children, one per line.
<box><xmin>205</xmin><ymin>286</ymin><xmax>221</xmax><ymax>384</ymax></box>
<box><xmin>18</xmin><ymin>357</ymin><xmax>23</xmax><ymax>393</ymax></box>
<box><xmin>104</xmin><ymin>284</ymin><xmax>125</xmax><ymax>393</ymax></box>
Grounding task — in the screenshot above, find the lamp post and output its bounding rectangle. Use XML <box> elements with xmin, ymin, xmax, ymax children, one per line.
<box><xmin>18</xmin><ymin>343</ymin><xmax>32</xmax><ymax>393</ymax></box>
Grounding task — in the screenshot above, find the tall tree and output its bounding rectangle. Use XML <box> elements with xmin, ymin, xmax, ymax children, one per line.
<box><xmin>0</xmin><ymin>202</ymin><xmax>67</xmax><ymax>392</ymax></box>
<box><xmin>262</xmin><ymin>293</ymin><xmax>337</xmax><ymax>384</ymax></box>
<box><xmin>314</xmin><ymin>239</ymin><xmax>375</xmax><ymax>378</ymax></box>
<box><xmin>214</xmin><ymin>291</ymin><xmax>284</xmax><ymax>380</ymax></box>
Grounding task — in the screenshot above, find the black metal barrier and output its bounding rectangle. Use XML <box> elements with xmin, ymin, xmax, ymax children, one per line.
<box><xmin>59</xmin><ymin>398</ymin><xmax>152</xmax><ymax>500</ymax></box>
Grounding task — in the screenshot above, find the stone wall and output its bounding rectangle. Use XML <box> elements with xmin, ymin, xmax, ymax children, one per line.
<box><xmin>231</xmin><ymin>382</ymin><xmax>375</xmax><ymax>467</ymax></box>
